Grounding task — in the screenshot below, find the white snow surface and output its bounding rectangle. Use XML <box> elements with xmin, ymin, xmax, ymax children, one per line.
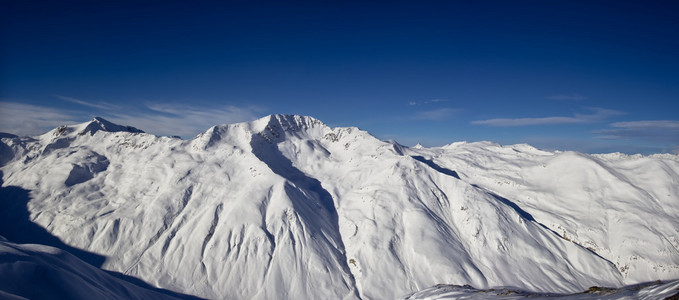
<box><xmin>0</xmin><ymin>114</ymin><xmax>677</xmax><ymax>299</ymax></box>
<box><xmin>0</xmin><ymin>235</ymin><xmax>186</xmax><ymax>300</ymax></box>
<box><xmin>402</xmin><ymin>280</ymin><xmax>679</xmax><ymax>299</ymax></box>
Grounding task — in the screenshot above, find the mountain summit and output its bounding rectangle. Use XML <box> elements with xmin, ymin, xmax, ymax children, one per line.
<box><xmin>1</xmin><ymin>115</ymin><xmax>678</xmax><ymax>299</ymax></box>
<box><xmin>81</xmin><ymin>117</ymin><xmax>144</xmax><ymax>135</ymax></box>
<box><xmin>44</xmin><ymin>117</ymin><xmax>144</xmax><ymax>138</ymax></box>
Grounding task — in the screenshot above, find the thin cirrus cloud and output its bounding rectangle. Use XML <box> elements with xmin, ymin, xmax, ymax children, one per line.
<box><xmin>57</xmin><ymin>95</ymin><xmax>120</xmax><ymax>110</ymax></box>
<box><xmin>58</xmin><ymin>96</ymin><xmax>265</xmax><ymax>137</ymax></box>
<box><xmin>408</xmin><ymin>98</ymin><xmax>449</xmax><ymax>106</ymax></box>
<box><xmin>0</xmin><ymin>98</ymin><xmax>265</xmax><ymax>138</ymax></box>
<box><xmin>471</xmin><ymin>108</ymin><xmax>623</xmax><ymax>127</ymax></box>
<box><xmin>413</xmin><ymin>108</ymin><xmax>457</xmax><ymax>121</ymax></box>
<box><xmin>0</xmin><ymin>101</ymin><xmax>82</xmax><ymax>136</ymax></box>
<box><xmin>107</xmin><ymin>103</ymin><xmax>264</xmax><ymax>137</ymax></box>
<box><xmin>595</xmin><ymin>120</ymin><xmax>679</xmax><ymax>142</ymax></box>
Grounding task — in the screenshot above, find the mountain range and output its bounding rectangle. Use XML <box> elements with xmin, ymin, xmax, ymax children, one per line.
<box><xmin>1</xmin><ymin>115</ymin><xmax>678</xmax><ymax>299</ymax></box>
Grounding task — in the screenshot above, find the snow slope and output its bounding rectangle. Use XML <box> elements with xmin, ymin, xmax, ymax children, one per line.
<box><xmin>415</xmin><ymin>142</ymin><xmax>679</xmax><ymax>283</ymax></box>
<box><xmin>402</xmin><ymin>279</ymin><xmax>679</xmax><ymax>300</ymax></box>
<box><xmin>0</xmin><ymin>115</ymin><xmax>677</xmax><ymax>299</ymax></box>
<box><xmin>0</xmin><ymin>235</ymin><xmax>194</xmax><ymax>300</ymax></box>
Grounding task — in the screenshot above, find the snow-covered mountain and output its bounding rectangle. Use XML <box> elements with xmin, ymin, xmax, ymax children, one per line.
<box><xmin>0</xmin><ymin>235</ymin><xmax>200</xmax><ymax>300</ymax></box>
<box><xmin>0</xmin><ymin>115</ymin><xmax>677</xmax><ymax>299</ymax></box>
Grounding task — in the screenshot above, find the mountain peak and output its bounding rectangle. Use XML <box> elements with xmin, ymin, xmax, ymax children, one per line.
<box><xmin>79</xmin><ymin>117</ymin><xmax>144</xmax><ymax>135</ymax></box>
<box><xmin>242</xmin><ymin>114</ymin><xmax>326</xmax><ymax>138</ymax></box>
<box><xmin>243</xmin><ymin>114</ymin><xmax>328</xmax><ymax>144</ymax></box>
<box><xmin>2</xmin><ymin>113</ymin><xmax>678</xmax><ymax>299</ymax></box>
<box><xmin>265</xmin><ymin>114</ymin><xmax>325</xmax><ymax>130</ymax></box>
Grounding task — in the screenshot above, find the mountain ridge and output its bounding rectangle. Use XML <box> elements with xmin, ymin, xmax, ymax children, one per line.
<box><xmin>1</xmin><ymin>115</ymin><xmax>677</xmax><ymax>299</ymax></box>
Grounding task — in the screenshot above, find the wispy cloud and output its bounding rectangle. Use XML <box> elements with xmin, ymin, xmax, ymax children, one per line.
<box><xmin>107</xmin><ymin>102</ymin><xmax>264</xmax><ymax>137</ymax></box>
<box><xmin>471</xmin><ymin>107</ymin><xmax>623</xmax><ymax>127</ymax></box>
<box><xmin>0</xmin><ymin>102</ymin><xmax>81</xmax><ymax>136</ymax></box>
<box><xmin>548</xmin><ymin>94</ymin><xmax>587</xmax><ymax>101</ymax></box>
<box><xmin>610</xmin><ymin>120</ymin><xmax>679</xmax><ymax>129</ymax></box>
<box><xmin>408</xmin><ymin>98</ymin><xmax>449</xmax><ymax>106</ymax></box>
<box><xmin>57</xmin><ymin>95</ymin><xmax>119</xmax><ymax>110</ymax></box>
<box><xmin>595</xmin><ymin>120</ymin><xmax>679</xmax><ymax>142</ymax></box>
<box><xmin>413</xmin><ymin>108</ymin><xmax>457</xmax><ymax>121</ymax></box>
<box><xmin>0</xmin><ymin>98</ymin><xmax>266</xmax><ymax>138</ymax></box>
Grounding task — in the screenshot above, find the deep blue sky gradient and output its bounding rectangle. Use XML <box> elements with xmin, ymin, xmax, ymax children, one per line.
<box><xmin>1</xmin><ymin>1</ymin><xmax>678</xmax><ymax>154</ymax></box>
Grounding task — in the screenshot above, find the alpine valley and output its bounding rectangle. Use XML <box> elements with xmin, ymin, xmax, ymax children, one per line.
<box><xmin>1</xmin><ymin>115</ymin><xmax>678</xmax><ymax>299</ymax></box>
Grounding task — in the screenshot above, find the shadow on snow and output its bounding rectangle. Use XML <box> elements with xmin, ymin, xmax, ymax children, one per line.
<box><xmin>411</xmin><ymin>156</ymin><xmax>460</xmax><ymax>179</ymax></box>
<box><xmin>0</xmin><ymin>171</ymin><xmax>204</xmax><ymax>299</ymax></box>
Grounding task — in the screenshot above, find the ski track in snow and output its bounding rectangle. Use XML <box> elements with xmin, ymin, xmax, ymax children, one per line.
<box><xmin>0</xmin><ymin>115</ymin><xmax>678</xmax><ymax>299</ymax></box>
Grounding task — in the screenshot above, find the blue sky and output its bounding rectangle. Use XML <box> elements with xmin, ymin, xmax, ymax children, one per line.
<box><xmin>1</xmin><ymin>1</ymin><xmax>678</xmax><ymax>154</ymax></box>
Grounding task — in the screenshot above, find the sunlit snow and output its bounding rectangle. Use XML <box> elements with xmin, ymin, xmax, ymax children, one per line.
<box><xmin>1</xmin><ymin>115</ymin><xmax>677</xmax><ymax>299</ymax></box>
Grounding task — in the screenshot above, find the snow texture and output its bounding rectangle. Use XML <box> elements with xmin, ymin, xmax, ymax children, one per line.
<box><xmin>402</xmin><ymin>280</ymin><xmax>679</xmax><ymax>299</ymax></box>
<box><xmin>0</xmin><ymin>236</ymin><xmax>198</xmax><ymax>300</ymax></box>
<box><xmin>0</xmin><ymin>115</ymin><xmax>677</xmax><ymax>299</ymax></box>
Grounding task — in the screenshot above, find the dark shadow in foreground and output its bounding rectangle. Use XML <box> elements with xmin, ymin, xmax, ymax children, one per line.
<box><xmin>0</xmin><ymin>171</ymin><xmax>204</xmax><ymax>299</ymax></box>
<box><xmin>0</xmin><ymin>172</ymin><xmax>106</xmax><ymax>267</ymax></box>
